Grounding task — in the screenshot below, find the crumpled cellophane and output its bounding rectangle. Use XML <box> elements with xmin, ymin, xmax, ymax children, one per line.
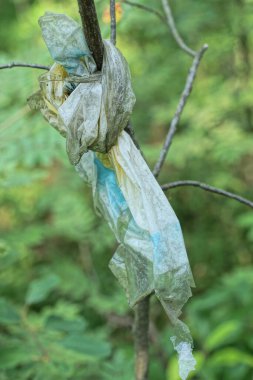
<box><xmin>28</xmin><ymin>12</ymin><xmax>196</xmax><ymax>380</ymax></box>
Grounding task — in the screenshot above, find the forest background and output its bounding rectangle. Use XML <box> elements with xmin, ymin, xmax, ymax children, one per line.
<box><xmin>0</xmin><ymin>0</ymin><xmax>253</xmax><ymax>379</ymax></box>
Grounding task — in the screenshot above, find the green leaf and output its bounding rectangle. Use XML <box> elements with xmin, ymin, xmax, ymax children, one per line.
<box><xmin>26</xmin><ymin>274</ymin><xmax>60</xmax><ymax>305</ymax></box>
<box><xmin>0</xmin><ymin>347</ymin><xmax>38</xmax><ymax>369</ymax></box>
<box><xmin>166</xmin><ymin>355</ymin><xmax>180</xmax><ymax>380</ymax></box>
<box><xmin>0</xmin><ymin>298</ymin><xmax>20</xmax><ymax>325</ymax></box>
<box><xmin>0</xmin><ymin>241</ymin><xmax>7</xmax><ymax>255</ymax></box>
<box><xmin>45</xmin><ymin>315</ymin><xmax>87</xmax><ymax>333</ymax></box>
<box><xmin>205</xmin><ymin>320</ymin><xmax>242</xmax><ymax>351</ymax></box>
<box><xmin>60</xmin><ymin>334</ymin><xmax>111</xmax><ymax>359</ymax></box>
<box><xmin>209</xmin><ymin>348</ymin><xmax>253</xmax><ymax>367</ymax></box>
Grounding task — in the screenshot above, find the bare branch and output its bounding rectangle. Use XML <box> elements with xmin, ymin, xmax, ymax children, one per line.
<box><xmin>0</xmin><ymin>62</ymin><xmax>50</xmax><ymax>70</ymax></box>
<box><xmin>162</xmin><ymin>180</ymin><xmax>253</xmax><ymax>209</ymax></box>
<box><xmin>153</xmin><ymin>44</ymin><xmax>208</xmax><ymax>178</ymax></box>
<box><xmin>77</xmin><ymin>0</ymin><xmax>104</xmax><ymax>70</ymax></box>
<box><xmin>106</xmin><ymin>312</ymin><xmax>167</xmax><ymax>369</ymax></box>
<box><xmin>122</xmin><ymin>0</ymin><xmax>196</xmax><ymax>59</ymax></box>
<box><xmin>161</xmin><ymin>0</ymin><xmax>196</xmax><ymax>57</ymax></box>
<box><xmin>134</xmin><ymin>297</ymin><xmax>150</xmax><ymax>380</ymax></box>
<box><xmin>122</xmin><ymin>0</ymin><xmax>166</xmax><ymax>23</ymax></box>
<box><xmin>110</xmin><ymin>0</ymin><xmax>117</xmax><ymax>45</ymax></box>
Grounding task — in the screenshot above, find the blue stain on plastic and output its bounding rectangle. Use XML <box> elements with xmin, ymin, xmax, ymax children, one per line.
<box><xmin>94</xmin><ymin>157</ymin><xmax>128</xmax><ymax>221</ymax></box>
<box><xmin>151</xmin><ymin>233</ymin><xmax>160</xmax><ymax>252</ymax></box>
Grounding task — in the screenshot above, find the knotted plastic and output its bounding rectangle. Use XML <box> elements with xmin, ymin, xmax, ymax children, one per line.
<box><xmin>28</xmin><ymin>12</ymin><xmax>196</xmax><ymax>379</ymax></box>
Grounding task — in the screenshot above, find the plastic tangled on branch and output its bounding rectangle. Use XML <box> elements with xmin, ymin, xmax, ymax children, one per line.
<box><xmin>28</xmin><ymin>12</ymin><xmax>196</xmax><ymax>379</ymax></box>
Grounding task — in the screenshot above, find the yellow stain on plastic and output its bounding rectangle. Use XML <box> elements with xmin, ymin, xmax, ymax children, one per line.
<box><xmin>96</xmin><ymin>153</ymin><xmax>113</xmax><ymax>169</ymax></box>
<box><xmin>43</xmin><ymin>97</ymin><xmax>58</xmax><ymax>115</ymax></box>
<box><xmin>108</xmin><ymin>143</ymin><xmax>126</xmax><ymax>186</ymax></box>
<box><xmin>40</xmin><ymin>63</ymin><xmax>68</xmax><ymax>111</ymax></box>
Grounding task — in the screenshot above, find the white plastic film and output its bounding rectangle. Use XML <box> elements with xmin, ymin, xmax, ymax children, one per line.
<box><xmin>29</xmin><ymin>12</ymin><xmax>196</xmax><ymax>379</ymax></box>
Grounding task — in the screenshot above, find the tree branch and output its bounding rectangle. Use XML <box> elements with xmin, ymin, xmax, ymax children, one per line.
<box><xmin>122</xmin><ymin>0</ymin><xmax>197</xmax><ymax>60</ymax></box>
<box><xmin>77</xmin><ymin>0</ymin><xmax>104</xmax><ymax>70</ymax></box>
<box><xmin>134</xmin><ymin>297</ymin><xmax>150</xmax><ymax>380</ymax></box>
<box><xmin>162</xmin><ymin>180</ymin><xmax>253</xmax><ymax>209</ymax></box>
<box><xmin>110</xmin><ymin>0</ymin><xmax>117</xmax><ymax>45</ymax></box>
<box><xmin>121</xmin><ymin>0</ymin><xmax>166</xmax><ymax>23</ymax></box>
<box><xmin>0</xmin><ymin>62</ymin><xmax>50</xmax><ymax>70</ymax></box>
<box><xmin>161</xmin><ymin>0</ymin><xmax>196</xmax><ymax>57</ymax></box>
<box><xmin>153</xmin><ymin>44</ymin><xmax>208</xmax><ymax>178</ymax></box>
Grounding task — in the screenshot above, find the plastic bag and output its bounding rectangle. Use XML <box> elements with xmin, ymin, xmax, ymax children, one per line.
<box><xmin>29</xmin><ymin>12</ymin><xmax>196</xmax><ymax>379</ymax></box>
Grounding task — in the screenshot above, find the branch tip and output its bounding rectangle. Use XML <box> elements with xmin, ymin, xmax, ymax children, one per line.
<box><xmin>161</xmin><ymin>0</ymin><xmax>196</xmax><ymax>57</ymax></box>
<box><xmin>162</xmin><ymin>180</ymin><xmax>253</xmax><ymax>209</ymax></box>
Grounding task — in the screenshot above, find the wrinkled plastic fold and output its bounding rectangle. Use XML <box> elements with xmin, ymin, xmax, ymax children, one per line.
<box><xmin>29</xmin><ymin>12</ymin><xmax>196</xmax><ymax>379</ymax></box>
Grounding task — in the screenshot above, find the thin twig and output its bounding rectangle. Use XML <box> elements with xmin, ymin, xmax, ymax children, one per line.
<box><xmin>153</xmin><ymin>44</ymin><xmax>208</xmax><ymax>178</ymax></box>
<box><xmin>122</xmin><ymin>0</ymin><xmax>166</xmax><ymax>23</ymax></box>
<box><xmin>122</xmin><ymin>0</ymin><xmax>196</xmax><ymax>57</ymax></box>
<box><xmin>0</xmin><ymin>62</ymin><xmax>50</xmax><ymax>70</ymax></box>
<box><xmin>161</xmin><ymin>0</ymin><xmax>196</xmax><ymax>57</ymax></box>
<box><xmin>162</xmin><ymin>180</ymin><xmax>253</xmax><ymax>209</ymax></box>
<box><xmin>115</xmin><ymin>4</ymin><xmax>144</xmax><ymax>155</ymax></box>
<box><xmin>110</xmin><ymin>0</ymin><xmax>117</xmax><ymax>45</ymax></box>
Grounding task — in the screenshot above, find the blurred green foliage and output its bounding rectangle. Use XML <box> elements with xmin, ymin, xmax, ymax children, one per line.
<box><xmin>0</xmin><ymin>0</ymin><xmax>253</xmax><ymax>379</ymax></box>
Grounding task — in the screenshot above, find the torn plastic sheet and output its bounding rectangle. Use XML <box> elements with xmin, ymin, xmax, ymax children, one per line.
<box><xmin>39</xmin><ymin>12</ymin><xmax>96</xmax><ymax>76</ymax></box>
<box><xmin>29</xmin><ymin>12</ymin><xmax>196</xmax><ymax>379</ymax></box>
